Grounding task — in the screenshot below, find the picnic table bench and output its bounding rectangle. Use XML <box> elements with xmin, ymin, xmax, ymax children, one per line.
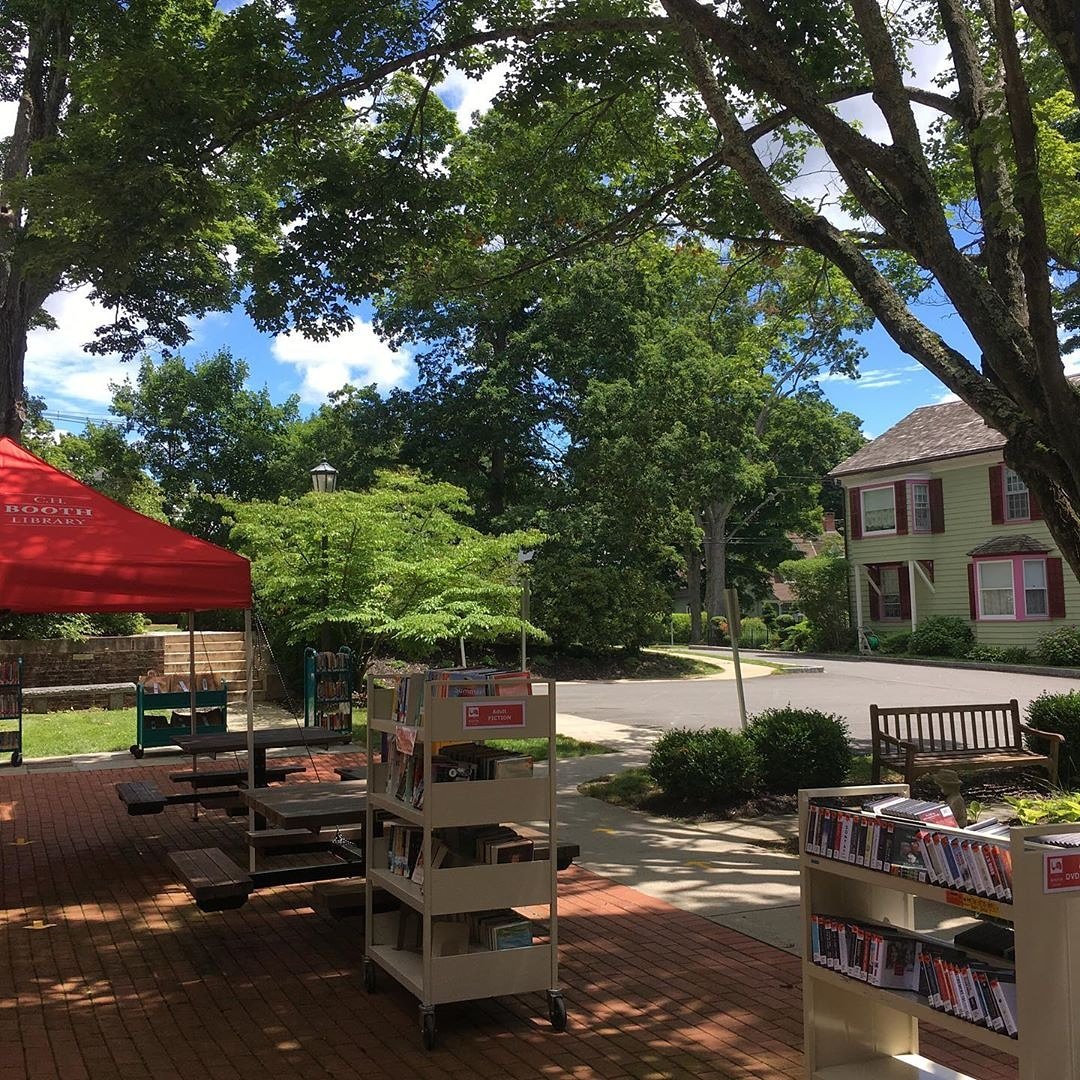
<box><xmin>870</xmin><ymin>697</ymin><xmax>1063</xmax><ymax>785</ymax></box>
<box><xmin>168</xmin><ymin>764</ymin><xmax>304</xmax><ymax>789</ymax></box>
<box><xmin>169</xmin><ymin>848</ymin><xmax>253</xmax><ymax>912</ymax></box>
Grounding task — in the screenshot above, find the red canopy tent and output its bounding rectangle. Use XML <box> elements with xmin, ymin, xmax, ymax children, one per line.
<box><xmin>0</xmin><ymin>437</ymin><xmax>258</xmax><ymax>793</ymax></box>
<box><xmin>0</xmin><ymin>436</ymin><xmax>250</xmax><ymax>612</ymax></box>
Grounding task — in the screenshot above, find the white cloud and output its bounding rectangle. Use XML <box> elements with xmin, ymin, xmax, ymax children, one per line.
<box><xmin>934</xmin><ymin>390</ymin><xmax>960</xmax><ymax>404</ymax></box>
<box><xmin>438</xmin><ymin>62</ymin><xmax>509</xmax><ymax>131</ymax></box>
<box><xmin>24</xmin><ymin>286</ymin><xmax>133</xmax><ymax>419</ymax></box>
<box><xmin>271</xmin><ymin>320</ymin><xmax>413</xmax><ymax>403</ymax></box>
<box><xmin>817</xmin><ymin>367</ymin><xmax>910</xmax><ymax>389</ymax></box>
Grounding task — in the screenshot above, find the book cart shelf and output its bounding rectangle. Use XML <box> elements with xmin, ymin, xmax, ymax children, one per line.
<box><xmin>303</xmin><ymin>646</ymin><xmax>353</xmax><ymax>734</ymax></box>
<box><xmin>362</xmin><ymin>675</ymin><xmax>564</xmax><ymax>1050</ymax></box>
<box><xmin>800</xmin><ymin>783</ymin><xmax>1080</xmax><ymax>1080</ymax></box>
<box><xmin>0</xmin><ymin>656</ymin><xmax>22</xmax><ymax>766</ymax></box>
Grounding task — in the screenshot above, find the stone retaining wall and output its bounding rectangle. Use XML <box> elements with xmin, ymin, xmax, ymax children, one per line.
<box><xmin>0</xmin><ymin>636</ymin><xmax>164</xmax><ymax>687</ymax></box>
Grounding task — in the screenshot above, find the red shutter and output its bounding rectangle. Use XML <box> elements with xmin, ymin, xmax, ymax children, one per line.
<box><xmin>849</xmin><ymin>488</ymin><xmax>862</xmax><ymax>540</ymax></box>
<box><xmin>929</xmin><ymin>478</ymin><xmax>945</xmax><ymax>533</ymax></box>
<box><xmin>1029</xmin><ymin>486</ymin><xmax>1042</xmax><ymax>521</ymax></box>
<box><xmin>868</xmin><ymin>565</ymin><xmax>881</xmax><ymax>620</ymax></box>
<box><xmin>894</xmin><ymin>482</ymin><xmax>908</xmax><ymax>535</ymax></box>
<box><xmin>899</xmin><ymin>564</ymin><xmax>912</xmax><ymax>619</ymax></box>
<box><xmin>1048</xmin><ymin>557</ymin><xmax>1066</xmax><ymax>618</ymax></box>
<box><xmin>968</xmin><ymin>563</ymin><xmax>979</xmax><ymax>620</ymax></box>
<box><xmin>989</xmin><ymin>464</ymin><xmax>1005</xmax><ymax>525</ymax></box>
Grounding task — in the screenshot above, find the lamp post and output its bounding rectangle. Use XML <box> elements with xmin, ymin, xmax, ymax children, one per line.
<box><xmin>310</xmin><ymin>462</ymin><xmax>338</xmax><ymax>650</ymax></box>
<box><xmin>518</xmin><ymin>549</ymin><xmax>535</xmax><ymax>671</ymax></box>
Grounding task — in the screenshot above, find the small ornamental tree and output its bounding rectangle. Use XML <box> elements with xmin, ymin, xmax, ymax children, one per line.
<box><xmin>777</xmin><ymin>537</ymin><xmax>850</xmax><ymax>652</ymax></box>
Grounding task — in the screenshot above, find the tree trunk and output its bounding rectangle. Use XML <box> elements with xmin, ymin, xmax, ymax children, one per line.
<box><xmin>0</xmin><ymin>296</ymin><xmax>28</xmax><ymax>441</ymax></box>
<box><xmin>703</xmin><ymin>501</ymin><xmax>729</xmax><ymax>643</ymax></box>
<box><xmin>685</xmin><ymin>534</ymin><xmax>703</xmax><ymax>643</ymax></box>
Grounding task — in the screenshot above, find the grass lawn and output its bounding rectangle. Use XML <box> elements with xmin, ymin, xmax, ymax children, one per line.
<box><xmin>20</xmin><ymin>707</ymin><xmax>609</xmax><ymax>761</ymax></box>
<box><xmin>650</xmin><ymin>645</ymin><xmax>788</xmax><ymax>673</ymax></box>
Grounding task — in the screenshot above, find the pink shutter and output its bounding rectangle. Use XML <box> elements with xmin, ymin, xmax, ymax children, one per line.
<box><xmin>849</xmin><ymin>488</ymin><xmax>862</xmax><ymax>540</ymax></box>
<box><xmin>1048</xmin><ymin>557</ymin><xmax>1066</xmax><ymax>618</ymax></box>
<box><xmin>989</xmin><ymin>464</ymin><xmax>1005</xmax><ymax>525</ymax></box>
<box><xmin>868</xmin><ymin>566</ymin><xmax>881</xmax><ymax>620</ymax></box>
<box><xmin>899</xmin><ymin>565</ymin><xmax>911</xmax><ymax>620</ymax></box>
<box><xmin>894</xmin><ymin>482</ymin><xmax>908</xmax><ymax>535</ymax></box>
<box><xmin>929</xmin><ymin>478</ymin><xmax>945</xmax><ymax>533</ymax></box>
<box><xmin>968</xmin><ymin>563</ymin><xmax>979</xmax><ymax>620</ymax></box>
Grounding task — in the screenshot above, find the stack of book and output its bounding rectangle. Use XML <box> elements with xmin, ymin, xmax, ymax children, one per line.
<box><xmin>385</xmin><ymin>744</ymin><xmax>425</xmax><ymax>808</ymax></box>
<box><xmin>0</xmin><ymin>659</ymin><xmax>20</xmax><ymax>687</ymax></box>
<box><xmin>469</xmin><ymin>909</ymin><xmax>534</xmax><ymax>950</ymax></box>
<box><xmin>442</xmin><ymin>742</ymin><xmax>533</xmax><ymax>779</ymax></box>
<box><xmin>805</xmin><ymin>797</ymin><xmax>1014</xmax><ymax>900</ymax></box>
<box><xmin>811</xmin><ymin>914</ymin><xmax>1018</xmax><ymax>1036</ymax></box>
<box><xmin>466</xmin><ymin>825</ymin><xmax>535</xmax><ymax>864</ymax></box>
<box><xmin>0</xmin><ymin>691</ymin><xmax>18</xmax><ymax>718</ymax></box>
<box><xmin>427</xmin><ymin>668</ymin><xmax>533</xmax><ymax>699</ymax></box>
<box><xmin>385</xmin><ymin>821</ymin><xmax>423</xmax><ymax>878</ymax></box>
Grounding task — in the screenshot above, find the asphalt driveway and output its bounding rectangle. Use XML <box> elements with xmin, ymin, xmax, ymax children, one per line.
<box><xmin>556</xmin><ymin>656</ymin><xmax>1080</xmax><ymax>745</ymax></box>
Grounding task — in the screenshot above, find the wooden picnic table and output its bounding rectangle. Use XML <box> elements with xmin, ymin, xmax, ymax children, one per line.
<box><xmin>173</xmin><ymin>725</ymin><xmax>352</xmax><ymax>788</ymax></box>
<box><xmin>243</xmin><ymin>780</ymin><xmax>367</xmax><ymax>831</ymax></box>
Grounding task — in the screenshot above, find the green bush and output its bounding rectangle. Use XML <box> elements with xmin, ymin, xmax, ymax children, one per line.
<box><xmin>779</xmin><ymin>618</ymin><xmax>816</xmax><ymax>651</ymax></box>
<box><xmin>999</xmin><ymin>645</ymin><xmax>1033</xmax><ymax>665</ymax></box>
<box><xmin>1025</xmin><ymin>691</ymin><xmax>1080</xmax><ymax>785</ymax></box>
<box><xmin>647</xmin><ymin>727</ymin><xmax>760</xmax><ymax>803</ymax></box>
<box><xmin>90</xmin><ymin>612</ymin><xmax>149</xmax><ymax>636</ymax></box>
<box><xmin>668</xmin><ymin>612</ymin><xmax>708</xmax><ymax>644</ymax></box>
<box><xmin>746</xmin><ymin>706</ymin><xmax>852</xmax><ymax>793</ymax></box>
<box><xmin>878</xmin><ymin>631</ymin><xmax>912</xmax><ymax>655</ymax></box>
<box><xmin>739</xmin><ymin>616</ymin><xmax>769</xmax><ymax>647</ymax></box>
<box><xmin>1035</xmin><ymin>625</ymin><xmax>1080</xmax><ymax>667</ymax></box>
<box><xmin>907</xmin><ymin>616</ymin><xmax>974</xmax><ymax>658</ymax></box>
<box><xmin>966</xmin><ymin>644</ymin><xmax>1006</xmax><ymax>663</ymax></box>
<box><xmin>777</xmin><ymin>550</ymin><xmax>850</xmax><ymax>651</ymax></box>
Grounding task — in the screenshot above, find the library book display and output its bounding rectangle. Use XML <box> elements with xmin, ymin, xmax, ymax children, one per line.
<box><xmin>363</xmin><ymin>672</ymin><xmax>563</xmax><ymax>1049</ymax></box>
<box><xmin>800</xmin><ymin>783</ymin><xmax>1080</xmax><ymax>1080</ymax></box>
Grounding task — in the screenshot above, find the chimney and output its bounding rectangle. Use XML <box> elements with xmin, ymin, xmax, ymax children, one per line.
<box><xmin>823</xmin><ymin>511</ymin><xmax>836</xmax><ymax>533</ymax></box>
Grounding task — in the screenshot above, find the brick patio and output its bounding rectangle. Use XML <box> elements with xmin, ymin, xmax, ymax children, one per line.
<box><xmin>0</xmin><ymin>758</ymin><xmax>1018</xmax><ymax>1080</ymax></box>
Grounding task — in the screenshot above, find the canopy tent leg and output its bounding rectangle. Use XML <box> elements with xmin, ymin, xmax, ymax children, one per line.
<box><xmin>190</xmin><ymin>611</ymin><xmax>198</xmax><ymax>822</ymax></box>
<box><xmin>245</xmin><ymin>608</ymin><xmax>256</xmax><ymax>873</ymax></box>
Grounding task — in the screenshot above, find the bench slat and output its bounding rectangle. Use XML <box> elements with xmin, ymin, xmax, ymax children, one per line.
<box><xmin>116</xmin><ymin>781</ymin><xmax>166</xmax><ymax>815</ymax></box>
<box><xmin>169</xmin><ymin>847</ymin><xmax>253</xmax><ymax>911</ymax></box>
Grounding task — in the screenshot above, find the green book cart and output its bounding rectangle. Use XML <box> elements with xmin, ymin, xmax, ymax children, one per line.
<box><xmin>131</xmin><ymin>680</ymin><xmax>228</xmax><ymax>758</ymax></box>
<box><xmin>0</xmin><ymin>656</ymin><xmax>23</xmax><ymax>766</ymax></box>
<box><xmin>303</xmin><ymin>646</ymin><xmax>354</xmax><ymax>734</ymax></box>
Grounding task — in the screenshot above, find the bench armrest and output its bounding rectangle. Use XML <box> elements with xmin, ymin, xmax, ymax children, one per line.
<box><xmin>1018</xmin><ymin>723</ymin><xmax>1066</xmax><ymax>745</ymax></box>
<box><xmin>876</xmin><ymin>731</ymin><xmax>915</xmax><ymax>750</ymax></box>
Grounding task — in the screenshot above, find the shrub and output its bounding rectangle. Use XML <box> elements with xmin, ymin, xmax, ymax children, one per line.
<box><xmin>1026</xmin><ymin>691</ymin><xmax>1080</xmax><ymax>785</ymax></box>
<box><xmin>739</xmin><ymin>616</ymin><xmax>768</xmax><ymax>647</ymax></box>
<box><xmin>709</xmin><ymin>615</ymin><xmax>729</xmax><ymax>645</ymax></box>
<box><xmin>775</xmin><ymin>613</ymin><xmax>800</xmax><ymax>630</ymax></box>
<box><xmin>779</xmin><ymin>618</ymin><xmax>817</xmax><ymax>651</ymax></box>
<box><xmin>907</xmin><ymin>616</ymin><xmax>974</xmax><ymax>658</ymax></box>
<box><xmin>777</xmin><ymin>550</ymin><xmax>850</xmax><ymax>651</ymax></box>
<box><xmin>669</xmin><ymin>612</ymin><xmax>708</xmax><ymax>645</ymax></box>
<box><xmin>966</xmin><ymin>644</ymin><xmax>1006</xmax><ymax>663</ymax></box>
<box><xmin>90</xmin><ymin>612</ymin><xmax>149</xmax><ymax>636</ymax></box>
<box><xmin>878</xmin><ymin>631</ymin><xmax>912</xmax><ymax>655</ymax></box>
<box><xmin>746</xmin><ymin>706</ymin><xmax>852</xmax><ymax>793</ymax></box>
<box><xmin>999</xmin><ymin>645</ymin><xmax>1033</xmax><ymax>665</ymax></box>
<box><xmin>1035</xmin><ymin>625</ymin><xmax>1080</xmax><ymax>668</ymax></box>
<box><xmin>647</xmin><ymin>727</ymin><xmax>760</xmax><ymax>803</ymax></box>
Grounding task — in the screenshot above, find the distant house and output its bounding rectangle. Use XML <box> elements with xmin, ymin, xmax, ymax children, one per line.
<box><xmin>830</xmin><ymin>397</ymin><xmax>1078</xmax><ymax>646</ymax></box>
<box><xmin>768</xmin><ymin>512</ymin><xmax>840</xmax><ymax>614</ymax></box>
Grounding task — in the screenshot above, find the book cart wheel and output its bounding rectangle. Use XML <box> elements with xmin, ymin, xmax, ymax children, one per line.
<box><xmin>420</xmin><ymin>1007</ymin><xmax>437</xmax><ymax>1050</ymax></box>
<box><xmin>129</xmin><ymin>744</ymin><xmax>144</xmax><ymax>759</ymax></box>
<box><xmin>362</xmin><ymin>959</ymin><xmax>377</xmax><ymax>993</ymax></box>
<box><xmin>10</xmin><ymin>750</ymin><xmax>21</xmax><ymax>767</ymax></box>
<box><xmin>547</xmin><ymin>991</ymin><xmax>567</xmax><ymax>1032</ymax></box>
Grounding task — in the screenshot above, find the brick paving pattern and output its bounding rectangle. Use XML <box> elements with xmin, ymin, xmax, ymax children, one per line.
<box><xmin>0</xmin><ymin>757</ymin><xmax>1018</xmax><ymax>1079</ymax></box>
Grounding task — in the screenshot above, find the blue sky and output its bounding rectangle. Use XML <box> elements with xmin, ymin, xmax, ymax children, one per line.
<box><xmin>3</xmin><ymin>26</ymin><xmax>1054</xmax><ymax>445</ymax></box>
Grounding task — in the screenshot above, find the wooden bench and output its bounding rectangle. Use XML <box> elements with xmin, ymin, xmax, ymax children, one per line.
<box><xmin>116</xmin><ymin>780</ymin><xmax>167</xmax><ymax>815</ymax></box>
<box><xmin>169</xmin><ymin>848</ymin><xmax>253</xmax><ymax>912</ymax></box>
<box><xmin>168</xmin><ymin>765</ymin><xmax>304</xmax><ymax>789</ymax></box>
<box><xmin>870</xmin><ymin>698</ymin><xmax>1063</xmax><ymax>785</ymax></box>
<box><xmin>246</xmin><ymin>826</ymin><xmax>363</xmax><ymax>853</ymax></box>
<box><xmin>334</xmin><ymin>766</ymin><xmax>366</xmax><ymax>781</ymax></box>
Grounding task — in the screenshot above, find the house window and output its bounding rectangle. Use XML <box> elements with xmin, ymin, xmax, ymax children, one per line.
<box><xmin>861</xmin><ymin>486</ymin><xmax>896</xmax><ymax>533</ymax></box>
<box><xmin>978</xmin><ymin>560</ymin><xmax>1015</xmax><ymax>618</ymax></box>
<box><xmin>1004</xmin><ymin>468</ymin><xmax>1030</xmax><ymax>521</ymax></box>
<box><xmin>1023</xmin><ymin>559</ymin><xmax>1048</xmax><ymax>616</ymax></box>
<box><xmin>879</xmin><ymin>565</ymin><xmax>903</xmax><ymax>619</ymax></box>
<box><xmin>911</xmin><ymin>482</ymin><xmax>931</xmax><ymax>533</ymax></box>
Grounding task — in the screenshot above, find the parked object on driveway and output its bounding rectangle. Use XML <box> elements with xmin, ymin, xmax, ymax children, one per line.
<box><xmin>870</xmin><ymin>698</ymin><xmax>1062</xmax><ymax>785</ymax></box>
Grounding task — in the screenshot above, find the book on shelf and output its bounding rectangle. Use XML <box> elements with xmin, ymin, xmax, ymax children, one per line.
<box><xmin>811</xmin><ymin>914</ymin><xmax>1018</xmax><ymax>1037</ymax></box>
<box><xmin>804</xmin><ymin>799</ymin><xmax>1013</xmax><ymax>901</ymax></box>
<box><xmin>0</xmin><ymin>658</ymin><xmax>19</xmax><ymax>687</ymax></box>
<box><xmin>469</xmin><ymin>909</ymin><xmax>535</xmax><ymax>951</ymax></box>
<box><xmin>865</xmin><ymin>794</ymin><xmax>958</xmax><ymax>827</ymax></box>
<box><xmin>315</xmin><ymin>650</ymin><xmax>348</xmax><ymax>673</ymax></box>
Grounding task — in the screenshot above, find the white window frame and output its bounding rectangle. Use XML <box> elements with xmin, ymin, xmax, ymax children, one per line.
<box><xmin>878</xmin><ymin>565</ymin><xmax>903</xmax><ymax>620</ymax></box>
<box><xmin>911</xmin><ymin>481</ymin><xmax>931</xmax><ymax>534</ymax></box>
<box><xmin>1004</xmin><ymin>467</ymin><xmax>1030</xmax><ymax>522</ymax></box>
<box><xmin>977</xmin><ymin>559</ymin><xmax>1016</xmax><ymax>620</ymax></box>
<box><xmin>860</xmin><ymin>485</ymin><xmax>896</xmax><ymax>536</ymax></box>
<box><xmin>1023</xmin><ymin>558</ymin><xmax>1049</xmax><ymax>619</ymax></box>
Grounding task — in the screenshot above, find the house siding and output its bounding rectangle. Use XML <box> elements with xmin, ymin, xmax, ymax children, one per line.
<box><xmin>843</xmin><ymin>455</ymin><xmax>1080</xmax><ymax>646</ymax></box>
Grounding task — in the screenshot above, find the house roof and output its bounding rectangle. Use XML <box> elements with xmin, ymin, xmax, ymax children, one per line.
<box><xmin>830</xmin><ymin>398</ymin><xmax>1005</xmax><ymax>478</ymax></box>
<box><xmin>967</xmin><ymin>534</ymin><xmax>1050</xmax><ymax>557</ymax></box>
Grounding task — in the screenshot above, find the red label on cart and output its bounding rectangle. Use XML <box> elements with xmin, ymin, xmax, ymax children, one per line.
<box><xmin>1044</xmin><ymin>852</ymin><xmax>1080</xmax><ymax>893</ymax></box>
<box><xmin>463</xmin><ymin>701</ymin><xmax>526</xmax><ymax>730</ymax></box>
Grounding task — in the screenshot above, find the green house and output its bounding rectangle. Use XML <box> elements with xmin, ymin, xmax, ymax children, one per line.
<box><xmin>830</xmin><ymin>398</ymin><xmax>1078</xmax><ymax>648</ymax></box>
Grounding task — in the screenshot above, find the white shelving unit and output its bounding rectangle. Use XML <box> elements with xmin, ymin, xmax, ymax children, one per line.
<box><xmin>363</xmin><ymin>675</ymin><xmax>563</xmax><ymax>1048</ymax></box>
<box><xmin>800</xmin><ymin>783</ymin><xmax>1080</xmax><ymax>1080</ymax></box>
